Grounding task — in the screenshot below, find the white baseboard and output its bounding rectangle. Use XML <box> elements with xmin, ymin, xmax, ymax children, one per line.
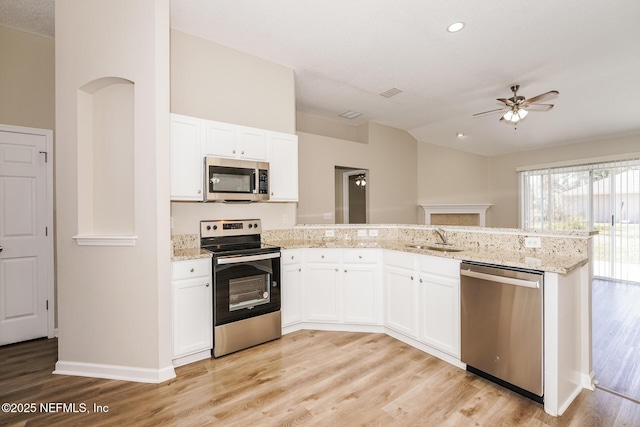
<box><xmin>172</xmin><ymin>349</ymin><xmax>211</xmax><ymax>367</ymax></box>
<box><xmin>53</xmin><ymin>360</ymin><xmax>176</xmax><ymax>384</ymax></box>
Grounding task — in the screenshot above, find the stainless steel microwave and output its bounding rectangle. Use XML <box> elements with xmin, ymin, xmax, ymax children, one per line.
<box><xmin>204</xmin><ymin>157</ymin><xmax>269</xmax><ymax>202</ymax></box>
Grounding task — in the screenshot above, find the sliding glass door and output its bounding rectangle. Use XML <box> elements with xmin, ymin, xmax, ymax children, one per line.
<box><xmin>520</xmin><ymin>159</ymin><xmax>640</xmax><ymax>282</ymax></box>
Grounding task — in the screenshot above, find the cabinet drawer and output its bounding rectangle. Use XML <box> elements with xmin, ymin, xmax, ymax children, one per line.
<box><xmin>306</xmin><ymin>249</ymin><xmax>340</xmax><ymax>264</ymax></box>
<box><xmin>281</xmin><ymin>249</ymin><xmax>302</xmax><ymax>265</ymax></box>
<box><xmin>172</xmin><ymin>259</ymin><xmax>211</xmax><ymax>280</ymax></box>
<box><xmin>418</xmin><ymin>255</ymin><xmax>460</xmax><ymax>278</ymax></box>
<box><xmin>342</xmin><ymin>249</ymin><xmax>379</xmax><ymax>264</ymax></box>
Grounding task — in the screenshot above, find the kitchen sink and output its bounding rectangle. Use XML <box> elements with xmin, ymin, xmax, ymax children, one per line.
<box><xmin>405</xmin><ymin>243</ymin><xmax>464</xmax><ymax>252</ymax></box>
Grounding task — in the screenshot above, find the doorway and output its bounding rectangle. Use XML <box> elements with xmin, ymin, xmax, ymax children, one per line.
<box><xmin>335</xmin><ymin>167</ymin><xmax>368</xmax><ymax>224</ymax></box>
<box><xmin>0</xmin><ymin>124</ymin><xmax>55</xmax><ymax>346</ymax></box>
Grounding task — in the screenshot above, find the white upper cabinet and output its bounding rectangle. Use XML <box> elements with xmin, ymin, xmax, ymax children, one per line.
<box><xmin>170</xmin><ymin>114</ymin><xmax>204</xmax><ymax>201</ymax></box>
<box><xmin>203</xmin><ymin>121</ymin><xmax>237</xmax><ymax>158</ymax></box>
<box><xmin>268</xmin><ymin>132</ymin><xmax>299</xmax><ymax>202</ymax></box>
<box><xmin>204</xmin><ymin>121</ymin><xmax>268</xmax><ymax>161</ymax></box>
<box><xmin>170</xmin><ymin>114</ymin><xmax>298</xmax><ymax>202</ymax></box>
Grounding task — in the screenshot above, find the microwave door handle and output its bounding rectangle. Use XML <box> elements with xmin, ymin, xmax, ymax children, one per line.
<box><xmin>217</xmin><ymin>252</ymin><xmax>280</xmax><ymax>265</ymax></box>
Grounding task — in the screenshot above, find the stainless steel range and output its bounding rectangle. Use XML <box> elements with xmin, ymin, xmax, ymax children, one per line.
<box><xmin>200</xmin><ymin>219</ymin><xmax>281</xmax><ymax>358</ymax></box>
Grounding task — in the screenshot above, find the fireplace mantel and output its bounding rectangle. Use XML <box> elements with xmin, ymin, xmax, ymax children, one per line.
<box><xmin>420</xmin><ymin>204</ymin><xmax>492</xmax><ymax>227</ymax></box>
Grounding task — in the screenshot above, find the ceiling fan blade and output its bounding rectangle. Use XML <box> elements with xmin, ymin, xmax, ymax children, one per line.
<box><xmin>473</xmin><ymin>107</ymin><xmax>507</xmax><ymax>117</ymax></box>
<box><xmin>497</xmin><ymin>98</ymin><xmax>514</xmax><ymax>106</ymax></box>
<box><xmin>523</xmin><ymin>90</ymin><xmax>559</xmax><ymax>105</ymax></box>
<box><xmin>525</xmin><ymin>103</ymin><xmax>554</xmax><ymax>111</ymax></box>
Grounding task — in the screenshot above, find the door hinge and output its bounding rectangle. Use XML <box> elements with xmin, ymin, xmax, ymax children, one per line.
<box><xmin>46</xmin><ymin>300</ymin><xmax>49</xmax><ymax>310</ymax></box>
<box><xmin>39</xmin><ymin>151</ymin><xmax>48</xmax><ymax>163</ymax></box>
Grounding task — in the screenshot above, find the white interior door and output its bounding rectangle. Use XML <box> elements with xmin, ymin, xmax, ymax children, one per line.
<box><xmin>0</xmin><ymin>125</ymin><xmax>53</xmax><ymax>346</ymax></box>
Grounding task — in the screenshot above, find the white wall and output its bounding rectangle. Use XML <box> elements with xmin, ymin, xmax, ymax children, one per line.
<box><xmin>170</xmin><ymin>30</ymin><xmax>297</xmax><ymax>233</ymax></box>
<box><xmin>298</xmin><ymin>121</ymin><xmax>418</xmax><ymax>224</ymax></box>
<box><xmin>0</xmin><ymin>26</ymin><xmax>55</xmax><ymax>130</ymax></box>
<box><xmin>55</xmin><ymin>0</ymin><xmax>172</xmax><ymax>376</ymax></box>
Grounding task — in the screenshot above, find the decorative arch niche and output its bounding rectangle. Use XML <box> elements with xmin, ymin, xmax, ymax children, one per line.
<box><xmin>74</xmin><ymin>77</ymin><xmax>136</xmax><ymax>246</ymax></box>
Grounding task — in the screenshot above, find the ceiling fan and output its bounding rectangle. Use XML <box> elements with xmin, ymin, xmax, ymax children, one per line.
<box><xmin>473</xmin><ymin>85</ymin><xmax>559</xmax><ymax>124</ymax></box>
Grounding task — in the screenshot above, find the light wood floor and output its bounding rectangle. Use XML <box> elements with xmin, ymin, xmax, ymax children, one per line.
<box><xmin>593</xmin><ymin>278</ymin><xmax>640</xmax><ymax>401</ymax></box>
<box><xmin>1</xmin><ymin>330</ymin><xmax>639</xmax><ymax>426</ymax></box>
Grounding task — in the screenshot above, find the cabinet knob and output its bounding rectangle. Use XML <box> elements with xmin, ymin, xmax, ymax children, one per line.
<box><xmin>298</xmin><ymin>268</ymin><xmax>301</xmax><ymax>272</ymax></box>
<box><xmin>344</xmin><ymin>269</ymin><xmax>347</xmax><ymax>273</ymax></box>
<box><xmin>410</xmin><ymin>276</ymin><xmax>414</xmax><ymax>280</ymax></box>
<box><xmin>232</xmin><ymin>149</ymin><xmax>236</xmax><ymax>154</ymax></box>
<box><xmin>335</xmin><ymin>268</ymin><xmax>338</xmax><ymax>272</ymax></box>
<box><xmin>359</xmin><ymin>255</ymin><xmax>362</xmax><ymax>259</ymax></box>
<box><xmin>420</xmin><ymin>278</ymin><xmax>423</xmax><ymax>283</ymax></box>
<box><xmin>190</xmin><ymin>268</ymin><xmax>195</xmax><ymax>273</ymax></box>
<box><xmin>291</xmin><ymin>255</ymin><xmax>295</xmax><ymax>260</ymax></box>
<box><xmin>271</xmin><ymin>192</ymin><xmax>274</xmax><ymax>196</ymax></box>
<box><xmin>197</xmin><ymin>189</ymin><xmax>201</xmax><ymax>194</ymax></box>
<box><xmin>321</xmin><ymin>255</ymin><xmax>325</xmax><ymax>259</ymax></box>
<box><xmin>206</xmin><ymin>283</ymin><xmax>210</xmax><ymax>287</ymax></box>
<box><xmin>241</xmin><ymin>150</ymin><xmax>245</xmax><ymax>154</ymax></box>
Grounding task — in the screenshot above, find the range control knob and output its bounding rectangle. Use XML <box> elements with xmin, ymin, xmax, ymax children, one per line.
<box><xmin>213</xmin><ymin>225</ymin><xmax>218</xmax><ymax>230</ymax></box>
<box><xmin>248</xmin><ymin>224</ymin><xmax>253</xmax><ymax>228</ymax></box>
<box><xmin>206</xmin><ymin>225</ymin><xmax>211</xmax><ymax>231</ymax></box>
<box><xmin>254</xmin><ymin>223</ymin><xmax>258</xmax><ymax>228</ymax></box>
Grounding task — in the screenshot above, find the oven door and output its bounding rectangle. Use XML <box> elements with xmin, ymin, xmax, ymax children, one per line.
<box><xmin>213</xmin><ymin>251</ymin><xmax>281</xmax><ymax>326</ymax></box>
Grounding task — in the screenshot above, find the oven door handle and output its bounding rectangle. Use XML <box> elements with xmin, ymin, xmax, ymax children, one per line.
<box><xmin>217</xmin><ymin>252</ymin><xmax>280</xmax><ymax>265</ymax></box>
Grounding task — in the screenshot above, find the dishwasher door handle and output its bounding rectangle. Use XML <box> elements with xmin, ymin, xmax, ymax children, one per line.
<box><xmin>460</xmin><ymin>268</ymin><xmax>540</xmax><ymax>289</ymax></box>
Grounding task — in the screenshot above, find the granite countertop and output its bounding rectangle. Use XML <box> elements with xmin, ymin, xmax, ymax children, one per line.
<box><xmin>171</xmin><ymin>248</ymin><xmax>212</xmax><ymax>261</ymax></box>
<box><xmin>264</xmin><ymin>238</ymin><xmax>588</xmax><ymax>274</ymax></box>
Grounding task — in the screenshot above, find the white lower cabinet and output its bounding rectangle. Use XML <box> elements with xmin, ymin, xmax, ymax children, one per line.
<box><xmin>172</xmin><ymin>259</ymin><xmax>212</xmax><ymax>363</ymax></box>
<box><xmin>342</xmin><ymin>249</ymin><xmax>381</xmax><ymax>325</ymax></box>
<box><xmin>281</xmin><ymin>249</ymin><xmax>303</xmax><ymax>327</ymax></box>
<box><xmin>305</xmin><ymin>250</ymin><xmax>342</xmax><ymax>322</ymax></box>
<box><xmin>417</xmin><ymin>256</ymin><xmax>461</xmax><ymax>357</ymax></box>
<box><xmin>384</xmin><ymin>251</ymin><xmax>418</xmax><ymax>338</ymax></box>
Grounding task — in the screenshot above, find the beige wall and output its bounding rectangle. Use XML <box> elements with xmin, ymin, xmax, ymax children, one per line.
<box><xmin>298</xmin><ymin>120</ymin><xmax>418</xmax><ymax>224</ymax></box>
<box><xmin>170</xmin><ymin>30</ymin><xmax>297</xmax><ymax>233</ymax></box>
<box><xmin>0</xmin><ymin>26</ymin><xmax>55</xmax><ymax>130</ymax></box>
<box><xmin>56</xmin><ymin>0</ymin><xmax>172</xmax><ymax>373</ymax></box>
<box><xmin>488</xmin><ymin>134</ymin><xmax>640</xmax><ymax>228</ymax></box>
<box><xmin>417</xmin><ymin>142</ymin><xmax>490</xmax><ymax>222</ymax></box>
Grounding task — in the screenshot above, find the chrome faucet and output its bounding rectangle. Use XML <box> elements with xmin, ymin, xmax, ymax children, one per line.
<box><xmin>434</xmin><ymin>228</ymin><xmax>448</xmax><ymax>245</ymax></box>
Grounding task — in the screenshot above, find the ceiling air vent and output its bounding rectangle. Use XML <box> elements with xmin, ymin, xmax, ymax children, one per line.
<box><xmin>339</xmin><ymin>110</ymin><xmax>363</xmax><ymax>119</ymax></box>
<box><xmin>379</xmin><ymin>87</ymin><xmax>403</xmax><ymax>98</ymax></box>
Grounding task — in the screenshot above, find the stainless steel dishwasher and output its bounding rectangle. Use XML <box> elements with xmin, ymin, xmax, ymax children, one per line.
<box><xmin>460</xmin><ymin>261</ymin><xmax>544</xmax><ymax>403</ymax></box>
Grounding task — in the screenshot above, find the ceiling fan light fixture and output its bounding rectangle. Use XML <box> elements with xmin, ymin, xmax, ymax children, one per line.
<box><xmin>447</xmin><ymin>22</ymin><xmax>465</xmax><ymax>33</ymax></box>
<box><xmin>503</xmin><ymin>108</ymin><xmax>528</xmax><ymax>124</ymax></box>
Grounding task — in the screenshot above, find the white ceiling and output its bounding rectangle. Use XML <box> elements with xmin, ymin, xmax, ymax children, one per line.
<box><xmin>3</xmin><ymin>0</ymin><xmax>640</xmax><ymax>156</ymax></box>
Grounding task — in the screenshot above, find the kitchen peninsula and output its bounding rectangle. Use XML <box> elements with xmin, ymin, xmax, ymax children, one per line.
<box><xmin>172</xmin><ymin>223</ymin><xmax>594</xmax><ymax>417</ymax></box>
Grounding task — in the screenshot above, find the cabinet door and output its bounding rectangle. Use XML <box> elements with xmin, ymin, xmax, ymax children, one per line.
<box><xmin>418</xmin><ymin>272</ymin><xmax>460</xmax><ymax>357</ymax></box>
<box><xmin>343</xmin><ymin>264</ymin><xmax>378</xmax><ymax>324</ymax></box>
<box><xmin>173</xmin><ymin>277</ymin><xmax>212</xmax><ymax>358</ymax></box>
<box><xmin>306</xmin><ymin>263</ymin><xmax>341</xmax><ymax>322</ymax></box>
<box><xmin>238</xmin><ymin>126</ymin><xmax>268</xmax><ymax>160</ymax></box>
<box><xmin>384</xmin><ymin>265</ymin><xmax>418</xmax><ymax>337</ymax></box>
<box><xmin>281</xmin><ymin>260</ymin><xmax>303</xmax><ymax>327</ymax></box>
<box><xmin>170</xmin><ymin>114</ymin><xmax>203</xmax><ymax>200</ymax></box>
<box><xmin>204</xmin><ymin>120</ymin><xmax>237</xmax><ymax>158</ymax></box>
<box><xmin>268</xmin><ymin>132</ymin><xmax>298</xmax><ymax>201</ymax></box>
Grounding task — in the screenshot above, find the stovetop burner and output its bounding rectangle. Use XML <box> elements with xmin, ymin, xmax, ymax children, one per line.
<box><xmin>200</xmin><ymin>219</ymin><xmax>279</xmax><ymax>254</ymax></box>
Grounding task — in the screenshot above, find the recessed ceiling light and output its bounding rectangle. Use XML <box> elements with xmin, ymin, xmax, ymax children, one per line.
<box><xmin>456</xmin><ymin>132</ymin><xmax>465</xmax><ymax>138</ymax></box>
<box><xmin>447</xmin><ymin>22</ymin><xmax>465</xmax><ymax>33</ymax></box>
<box><xmin>339</xmin><ymin>110</ymin><xmax>363</xmax><ymax>119</ymax></box>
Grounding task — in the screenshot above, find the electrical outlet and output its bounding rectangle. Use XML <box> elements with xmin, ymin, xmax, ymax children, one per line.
<box><xmin>525</xmin><ymin>237</ymin><xmax>541</xmax><ymax>248</ymax></box>
<box><xmin>283</xmin><ymin>214</ymin><xmax>288</xmax><ymax>224</ymax></box>
<box><xmin>323</xmin><ymin>212</ymin><xmax>333</xmax><ymax>220</ymax></box>
<box><xmin>325</xmin><ymin>230</ymin><xmax>335</xmax><ymax>237</ymax></box>
<box><xmin>357</xmin><ymin>229</ymin><xmax>367</xmax><ymax>237</ymax></box>
<box><xmin>368</xmin><ymin>229</ymin><xmax>379</xmax><ymax>237</ymax></box>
